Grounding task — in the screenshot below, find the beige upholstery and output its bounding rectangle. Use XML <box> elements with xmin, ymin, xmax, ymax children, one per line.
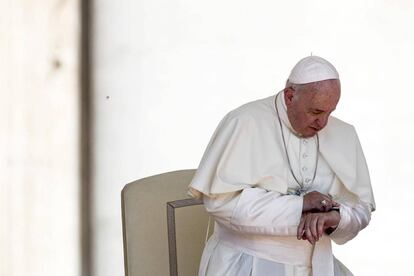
<box><xmin>121</xmin><ymin>170</ymin><xmax>211</xmax><ymax>276</ymax></box>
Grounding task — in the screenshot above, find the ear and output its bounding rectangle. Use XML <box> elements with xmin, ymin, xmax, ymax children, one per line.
<box><xmin>284</xmin><ymin>87</ymin><xmax>295</xmax><ymax>106</ymax></box>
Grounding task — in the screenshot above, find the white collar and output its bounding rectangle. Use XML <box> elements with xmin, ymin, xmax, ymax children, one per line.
<box><xmin>275</xmin><ymin>91</ymin><xmax>307</xmax><ymax>138</ymax></box>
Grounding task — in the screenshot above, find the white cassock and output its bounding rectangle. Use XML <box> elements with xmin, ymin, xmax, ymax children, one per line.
<box><xmin>188</xmin><ymin>91</ymin><xmax>376</xmax><ymax>276</ymax></box>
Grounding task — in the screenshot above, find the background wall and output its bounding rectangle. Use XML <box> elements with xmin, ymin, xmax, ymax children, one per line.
<box><xmin>93</xmin><ymin>1</ymin><xmax>414</xmax><ymax>275</ymax></box>
<box><xmin>0</xmin><ymin>0</ymin><xmax>81</xmax><ymax>275</ymax></box>
<box><xmin>2</xmin><ymin>1</ymin><xmax>412</xmax><ymax>276</ymax></box>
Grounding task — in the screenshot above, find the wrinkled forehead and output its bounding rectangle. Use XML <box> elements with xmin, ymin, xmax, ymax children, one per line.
<box><xmin>304</xmin><ymin>82</ymin><xmax>340</xmax><ymax>110</ymax></box>
<box><xmin>308</xmin><ymin>79</ymin><xmax>340</xmax><ymax>93</ymax></box>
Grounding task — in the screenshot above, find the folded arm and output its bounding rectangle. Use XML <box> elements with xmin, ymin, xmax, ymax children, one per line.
<box><xmin>203</xmin><ymin>187</ymin><xmax>303</xmax><ymax>236</ymax></box>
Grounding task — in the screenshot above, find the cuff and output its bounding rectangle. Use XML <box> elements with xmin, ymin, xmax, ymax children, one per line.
<box><xmin>328</xmin><ymin>204</ymin><xmax>353</xmax><ymax>244</ymax></box>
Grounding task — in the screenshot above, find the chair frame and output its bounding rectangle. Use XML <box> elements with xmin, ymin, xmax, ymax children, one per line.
<box><xmin>166</xmin><ymin>198</ymin><xmax>203</xmax><ymax>276</ymax></box>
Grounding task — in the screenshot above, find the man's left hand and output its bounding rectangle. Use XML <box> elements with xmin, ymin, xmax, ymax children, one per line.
<box><xmin>296</xmin><ymin>211</ymin><xmax>340</xmax><ymax>245</ymax></box>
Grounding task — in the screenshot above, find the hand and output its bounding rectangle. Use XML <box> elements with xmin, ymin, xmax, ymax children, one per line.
<box><xmin>297</xmin><ymin>211</ymin><xmax>341</xmax><ymax>245</ymax></box>
<box><xmin>302</xmin><ymin>191</ymin><xmax>339</xmax><ymax>213</ymax></box>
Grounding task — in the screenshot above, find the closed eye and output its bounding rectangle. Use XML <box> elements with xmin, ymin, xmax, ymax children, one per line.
<box><xmin>310</xmin><ymin>110</ymin><xmax>323</xmax><ymax>115</ymax></box>
<box><xmin>309</xmin><ymin>108</ymin><xmax>336</xmax><ymax>115</ymax></box>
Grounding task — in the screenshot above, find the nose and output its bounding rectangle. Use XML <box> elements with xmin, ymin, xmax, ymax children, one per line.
<box><xmin>316</xmin><ymin>115</ymin><xmax>329</xmax><ymax>129</ymax></box>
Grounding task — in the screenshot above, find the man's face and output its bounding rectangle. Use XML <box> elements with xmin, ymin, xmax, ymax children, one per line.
<box><xmin>284</xmin><ymin>79</ymin><xmax>340</xmax><ymax>138</ymax></box>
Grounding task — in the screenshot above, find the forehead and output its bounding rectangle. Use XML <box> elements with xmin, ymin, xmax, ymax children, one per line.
<box><xmin>302</xmin><ymin>82</ymin><xmax>340</xmax><ymax>110</ymax></box>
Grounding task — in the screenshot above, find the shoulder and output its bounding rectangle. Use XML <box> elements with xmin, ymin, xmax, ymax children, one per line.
<box><xmin>321</xmin><ymin>116</ymin><xmax>358</xmax><ymax>140</ymax></box>
<box><xmin>327</xmin><ymin>116</ymin><xmax>354</xmax><ymax>130</ymax></box>
<box><xmin>224</xmin><ymin>95</ymin><xmax>275</xmax><ymax>124</ymax></box>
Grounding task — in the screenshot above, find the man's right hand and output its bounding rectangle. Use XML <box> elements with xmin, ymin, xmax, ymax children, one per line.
<box><xmin>297</xmin><ymin>210</ymin><xmax>341</xmax><ymax>244</ymax></box>
<box><xmin>302</xmin><ymin>191</ymin><xmax>339</xmax><ymax>213</ymax></box>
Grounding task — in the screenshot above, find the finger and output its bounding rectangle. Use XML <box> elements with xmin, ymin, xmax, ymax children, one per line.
<box><xmin>326</xmin><ymin>202</ymin><xmax>334</xmax><ymax>212</ymax></box>
<box><xmin>305</xmin><ymin>216</ymin><xmax>314</xmax><ymax>245</ymax></box>
<box><xmin>327</xmin><ymin>194</ymin><xmax>339</xmax><ymax>204</ymax></box>
<box><xmin>325</xmin><ymin>195</ymin><xmax>340</xmax><ymax>209</ymax></box>
<box><xmin>320</xmin><ymin>201</ymin><xmax>331</xmax><ymax>212</ymax></box>
<box><xmin>297</xmin><ymin>215</ymin><xmax>306</xmax><ymax>240</ymax></box>
<box><xmin>304</xmin><ymin>227</ymin><xmax>312</xmax><ymax>245</ymax></box>
<box><xmin>322</xmin><ymin>195</ymin><xmax>336</xmax><ymax>212</ymax></box>
<box><xmin>310</xmin><ymin>215</ymin><xmax>319</xmax><ymax>241</ymax></box>
<box><xmin>320</xmin><ymin>200</ymin><xmax>332</xmax><ymax>212</ymax></box>
<box><xmin>322</xmin><ymin>194</ymin><xmax>331</xmax><ymax>200</ymax></box>
<box><xmin>317</xmin><ymin>216</ymin><xmax>325</xmax><ymax>238</ymax></box>
<box><xmin>297</xmin><ymin>214</ymin><xmax>306</xmax><ymax>239</ymax></box>
<box><xmin>323</xmin><ymin>195</ymin><xmax>334</xmax><ymax>204</ymax></box>
<box><xmin>307</xmin><ymin>236</ymin><xmax>313</xmax><ymax>245</ymax></box>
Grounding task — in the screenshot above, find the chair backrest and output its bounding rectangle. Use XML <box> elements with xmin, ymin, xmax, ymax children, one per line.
<box><xmin>121</xmin><ymin>169</ymin><xmax>210</xmax><ymax>276</ymax></box>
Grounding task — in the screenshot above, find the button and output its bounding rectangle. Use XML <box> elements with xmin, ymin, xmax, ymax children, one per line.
<box><xmin>302</xmin><ymin>153</ymin><xmax>308</xmax><ymax>158</ymax></box>
<box><xmin>302</xmin><ymin>139</ymin><xmax>308</xmax><ymax>144</ymax></box>
<box><xmin>302</xmin><ymin>167</ymin><xmax>307</xmax><ymax>172</ymax></box>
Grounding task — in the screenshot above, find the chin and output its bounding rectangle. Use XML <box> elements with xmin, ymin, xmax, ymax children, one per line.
<box><xmin>301</xmin><ymin>129</ymin><xmax>318</xmax><ymax>138</ymax></box>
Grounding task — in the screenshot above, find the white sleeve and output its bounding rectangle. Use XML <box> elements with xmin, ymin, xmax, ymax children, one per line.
<box><xmin>203</xmin><ymin>187</ymin><xmax>303</xmax><ymax>236</ymax></box>
<box><xmin>328</xmin><ymin>200</ymin><xmax>372</xmax><ymax>244</ymax></box>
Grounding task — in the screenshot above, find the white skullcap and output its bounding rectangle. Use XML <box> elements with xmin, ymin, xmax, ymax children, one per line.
<box><xmin>288</xmin><ymin>56</ymin><xmax>339</xmax><ymax>84</ymax></box>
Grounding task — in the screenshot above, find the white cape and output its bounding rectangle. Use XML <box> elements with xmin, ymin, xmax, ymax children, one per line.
<box><xmin>188</xmin><ymin>94</ymin><xmax>375</xmax><ymax>211</ymax></box>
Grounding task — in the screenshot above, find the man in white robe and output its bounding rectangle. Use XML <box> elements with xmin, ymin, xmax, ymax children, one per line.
<box><xmin>188</xmin><ymin>56</ymin><xmax>376</xmax><ymax>276</ymax></box>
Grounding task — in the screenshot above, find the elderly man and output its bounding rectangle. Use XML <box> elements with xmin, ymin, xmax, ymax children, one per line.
<box><xmin>188</xmin><ymin>56</ymin><xmax>375</xmax><ymax>276</ymax></box>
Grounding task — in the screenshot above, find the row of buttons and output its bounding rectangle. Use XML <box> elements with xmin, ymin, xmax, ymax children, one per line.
<box><xmin>301</xmin><ymin>138</ymin><xmax>312</xmax><ymax>185</ymax></box>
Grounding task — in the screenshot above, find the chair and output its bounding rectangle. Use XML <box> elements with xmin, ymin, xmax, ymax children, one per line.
<box><xmin>121</xmin><ymin>169</ymin><xmax>211</xmax><ymax>276</ymax></box>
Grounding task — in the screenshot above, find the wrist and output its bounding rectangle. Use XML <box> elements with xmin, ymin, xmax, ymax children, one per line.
<box><xmin>325</xmin><ymin>210</ymin><xmax>340</xmax><ymax>234</ymax></box>
<box><xmin>302</xmin><ymin>197</ymin><xmax>310</xmax><ymax>212</ymax></box>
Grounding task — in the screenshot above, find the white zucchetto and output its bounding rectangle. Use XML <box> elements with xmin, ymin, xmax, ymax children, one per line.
<box><xmin>288</xmin><ymin>56</ymin><xmax>339</xmax><ymax>84</ymax></box>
